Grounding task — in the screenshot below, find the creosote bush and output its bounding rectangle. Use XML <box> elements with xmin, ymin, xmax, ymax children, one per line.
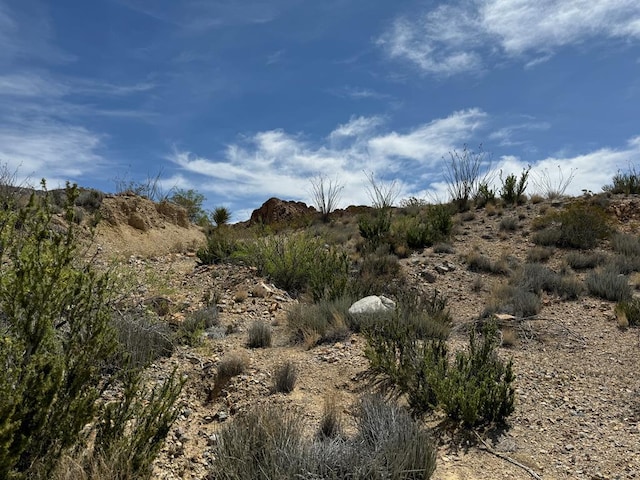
<box><xmin>532</xmin><ymin>201</ymin><xmax>611</xmax><ymax>249</ymax></box>
<box><xmin>364</xmin><ymin>314</ymin><xmax>514</xmax><ymax>427</ymax></box>
<box><xmin>241</xmin><ymin>233</ymin><xmax>350</xmax><ymax>301</ymax></box>
<box><xmin>0</xmin><ymin>184</ymin><xmax>182</xmax><ymax>480</ymax></box>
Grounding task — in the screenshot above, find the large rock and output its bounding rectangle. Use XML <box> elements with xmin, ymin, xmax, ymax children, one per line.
<box><xmin>249</xmin><ymin>197</ymin><xmax>316</xmax><ymax>226</ymax></box>
<box><xmin>348</xmin><ymin>295</ymin><xmax>396</xmax><ymax>315</ymax></box>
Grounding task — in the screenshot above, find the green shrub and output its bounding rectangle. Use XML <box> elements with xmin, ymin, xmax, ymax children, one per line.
<box><xmin>603</xmin><ymin>167</ymin><xmax>640</xmax><ymax>194</ymax></box>
<box><xmin>241</xmin><ymin>233</ymin><xmax>350</xmax><ymax>301</ymax></box>
<box><xmin>565</xmin><ymin>251</ymin><xmax>608</xmax><ymax>270</ymax></box>
<box><xmin>176</xmin><ymin>305</ymin><xmax>220</xmax><ymax>346</ymax></box>
<box><xmin>399</xmin><ymin>204</ymin><xmax>453</xmax><ymax>249</ymax></box>
<box><xmin>358</xmin><ymin>209</ymin><xmax>392</xmax><ymax>248</ymax></box>
<box><xmin>515</xmin><ymin>263</ymin><xmax>583</xmax><ymax>300</ymax></box>
<box><xmin>169</xmin><ymin>189</ymin><xmax>207</xmax><ymax>223</ymax></box>
<box><xmin>75</xmin><ymin>189</ymin><xmax>104</xmax><ymax>210</ymax></box>
<box><xmin>0</xmin><ymin>184</ymin><xmax>181</xmax><ymax>480</ymax></box>
<box><xmin>349</xmin><ymin>248</ymin><xmax>402</xmax><ymax>298</ymax></box>
<box><xmin>585</xmin><ymin>269</ymin><xmax>632</xmax><ymax>302</ymax></box>
<box><xmin>474</xmin><ymin>182</ymin><xmax>496</xmax><ymax>208</ymax></box>
<box><xmin>247</xmin><ymin>321</ymin><xmax>272</xmax><ymax>348</ymax></box>
<box><xmin>211</xmin><ymin>206</ymin><xmax>231</xmax><ymax>226</ymax></box>
<box><xmin>435</xmin><ymin>323</ymin><xmax>515</xmax><ymax>426</ymax></box>
<box><xmin>197</xmin><ymin>227</ymin><xmax>244</xmax><ymax>265</ymax></box>
<box><xmin>364</xmin><ymin>313</ymin><xmax>514</xmax><ymax>427</ymax></box>
<box><xmin>272</xmin><ymin>361</ymin><xmax>298</xmax><ymax>394</ymax></box>
<box><xmin>532</xmin><ymin>201</ymin><xmax>612</xmax><ymax>249</ymax></box>
<box><xmin>500</xmin><ymin>167</ymin><xmax>530</xmax><ymax>205</ymax></box>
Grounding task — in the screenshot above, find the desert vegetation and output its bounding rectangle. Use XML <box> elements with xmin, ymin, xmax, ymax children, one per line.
<box><xmin>2</xmin><ymin>162</ymin><xmax>640</xmax><ymax>480</ymax></box>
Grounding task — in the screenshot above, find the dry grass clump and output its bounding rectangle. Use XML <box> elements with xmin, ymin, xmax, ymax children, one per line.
<box><xmin>208</xmin><ymin>397</ymin><xmax>437</xmax><ymax>480</ymax></box>
<box><xmin>585</xmin><ymin>269</ymin><xmax>632</xmax><ymax>302</ymax></box>
<box><xmin>526</xmin><ymin>246</ymin><xmax>554</xmax><ymax>263</ymax></box>
<box><xmin>499</xmin><ymin>216</ymin><xmax>518</xmax><ymax>231</ymax></box>
<box><xmin>247</xmin><ymin>321</ymin><xmax>272</xmax><ymax>348</ymax></box>
<box><xmin>272</xmin><ymin>361</ymin><xmax>298</xmax><ymax>394</ymax></box>
<box><xmin>217</xmin><ymin>352</ymin><xmax>249</xmax><ymax>379</ymax></box>
<box><xmin>515</xmin><ymin>263</ymin><xmax>583</xmax><ymax>300</ymax></box>
<box><xmin>465</xmin><ymin>251</ymin><xmax>509</xmax><ymax>275</ymax></box>
<box><xmin>611</xmin><ymin>233</ymin><xmax>640</xmax><ymax>256</ymax></box>
<box><xmin>483</xmin><ymin>283</ymin><xmax>541</xmax><ymax>318</ymax></box>
<box><xmin>565</xmin><ymin>251</ymin><xmax>608</xmax><ymax>270</ymax></box>
<box><xmin>287</xmin><ymin>297</ymin><xmax>353</xmax><ymax>348</ymax></box>
<box><xmin>317</xmin><ymin>396</ymin><xmax>343</xmax><ymax>440</ymax></box>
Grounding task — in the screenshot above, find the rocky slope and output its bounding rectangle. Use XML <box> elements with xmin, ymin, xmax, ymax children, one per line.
<box><xmin>93</xmin><ymin>194</ymin><xmax>640</xmax><ymax>480</ymax></box>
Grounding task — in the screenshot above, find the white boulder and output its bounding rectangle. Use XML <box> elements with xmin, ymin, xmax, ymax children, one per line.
<box><xmin>348</xmin><ymin>295</ymin><xmax>396</xmax><ymax>315</ymax></box>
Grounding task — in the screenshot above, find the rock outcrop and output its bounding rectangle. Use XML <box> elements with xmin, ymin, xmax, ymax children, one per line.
<box><xmin>249</xmin><ymin>197</ymin><xmax>316</xmax><ymax>226</ymax></box>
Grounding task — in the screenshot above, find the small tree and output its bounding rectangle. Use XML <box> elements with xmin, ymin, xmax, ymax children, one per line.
<box><xmin>170</xmin><ymin>188</ymin><xmax>207</xmax><ymax>223</ymax></box>
<box><xmin>310</xmin><ymin>175</ymin><xmax>343</xmax><ymax>221</ymax></box>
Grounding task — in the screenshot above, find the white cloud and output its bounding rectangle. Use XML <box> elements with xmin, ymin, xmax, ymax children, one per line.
<box><xmin>369</xmin><ymin>108</ymin><xmax>487</xmax><ymax>163</ymax></box>
<box><xmin>379</xmin><ymin>0</ymin><xmax>640</xmax><ymax>75</ymax></box>
<box><xmin>329</xmin><ymin>115</ymin><xmax>384</xmax><ymax>140</ymax></box>
<box><xmin>0</xmin><ymin>121</ymin><xmax>105</xmax><ymax>185</ymax></box>
<box><xmin>167</xmin><ymin>109</ymin><xmax>488</xmax><ymax>217</ymax></box>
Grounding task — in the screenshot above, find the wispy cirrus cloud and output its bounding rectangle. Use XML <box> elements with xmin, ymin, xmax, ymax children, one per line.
<box><xmin>378</xmin><ymin>0</ymin><xmax>640</xmax><ymax>76</ymax></box>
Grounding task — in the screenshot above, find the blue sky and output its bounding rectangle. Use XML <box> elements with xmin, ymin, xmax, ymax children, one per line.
<box><xmin>1</xmin><ymin>0</ymin><xmax>640</xmax><ymax>220</ymax></box>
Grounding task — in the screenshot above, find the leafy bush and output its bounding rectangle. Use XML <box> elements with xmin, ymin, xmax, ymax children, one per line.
<box><xmin>272</xmin><ymin>361</ymin><xmax>298</xmax><ymax>394</ymax></box>
<box><xmin>399</xmin><ymin>204</ymin><xmax>453</xmax><ymax>249</ymax></box>
<box><xmin>241</xmin><ymin>233</ymin><xmax>350</xmax><ymax>301</ymax></box>
<box><xmin>500</xmin><ymin>167</ymin><xmax>530</xmax><ymax>205</ymax></box>
<box><xmin>176</xmin><ymin>305</ymin><xmax>220</xmax><ymax>346</ymax></box>
<box><xmin>364</xmin><ymin>313</ymin><xmax>515</xmax><ymax>427</ymax></box>
<box><xmin>0</xmin><ymin>184</ymin><xmax>182</xmax><ymax>480</ymax></box>
<box><xmin>358</xmin><ymin>209</ymin><xmax>392</xmax><ymax>248</ymax></box>
<box><xmin>169</xmin><ymin>188</ymin><xmax>206</xmax><ymax>223</ymax></box>
<box><xmin>75</xmin><ymin>188</ymin><xmax>104</xmax><ymax>210</ymax></box>
<box><xmin>434</xmin><ymin>323</ymin><xmax>515</xmax><ymax>426</ymax></box>
<box><xmin>196</xmin><ymin>227</ymin><xmax>243</xmax><ymax>265</ymax></box>
<box><xmin>474</xmin><ymin>182</ymin><xmax>496</xmax><ymax>208</ymax></box>
<box><xmin>247</xmin><ymin>321</ymin><xmax>272</xmax><ymax>348</ymax></box>
<box><xmin>585</xmin><ymin>269</ymin><xmax>632</xmax><ymax>302</ymax></box>
<box><xmin>532</xmin><ymin>201</ymin><xmax>612</xmax><ymax>249</ymax></box>
<box><xmin>603</xmin><ymin>167</ymin><xmax>640</xmax><ymax>194</ymax></box>
<box><xmin>349</xmin><ymin>248</ymin><xmax>403</xmax><ymax>298</ymax></box>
